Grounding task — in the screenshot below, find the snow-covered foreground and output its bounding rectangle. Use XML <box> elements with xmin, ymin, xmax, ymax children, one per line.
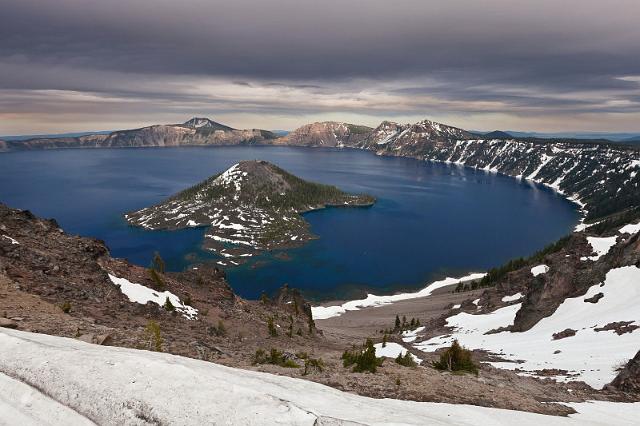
<box><xmin>415</xmin><ymin>266</ymin><xmax>640</xmax><ymax>389</ymax></box>
<box><xmin>312</xmin><ymin>272</ymin><xmax>486</xmax><ymax>320</ymax></box>
<box><xmin>0</xmin><ymin>329</ymin><xmax>639</xmax><ymax>425</ymax></box>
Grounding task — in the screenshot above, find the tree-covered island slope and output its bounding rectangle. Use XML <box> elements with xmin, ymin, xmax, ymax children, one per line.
<box><xmin>125</xmin><ymin>160</ymin><xmax>375</xmax><ymax>262</ymax></box>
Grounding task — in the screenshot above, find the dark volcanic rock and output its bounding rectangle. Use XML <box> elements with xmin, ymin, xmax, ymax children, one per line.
<box><xmin>609</xmin><ymin>350</ymin><xmax>640</xmax><ymax>394</ymax></box>
<box><xmin>594</xmin><ymin>321</ymin><xmax>640</xmax><ymax>336</ymax></box>
<box><xmin>584</xmin><ymin>292</ymin><xmax>604</xmax><ymax>303</ymax></box>
<box><xmin>552</xmin><ymin>329</ymin><xmax>577</xmax><ymax>340</ymax></box>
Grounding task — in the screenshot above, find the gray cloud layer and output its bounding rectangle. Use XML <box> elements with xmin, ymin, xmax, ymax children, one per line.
<box><xmin>1</xmin><ymin>0</ymin><xmax>639</xmax><ymax>133</ymax></box>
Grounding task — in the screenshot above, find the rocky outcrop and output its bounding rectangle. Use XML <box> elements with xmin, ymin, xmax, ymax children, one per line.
<box><xmin>0</xmin><ymin>203</ymin><xmax>317</xmax><ymax>363</ymax></box>
<box><xmin>610</xmin><ymin>350</ymin><xmax>640</xmax><ymax>393</ymax></box>
<box><xmin>274</xmin><ymin>121</ymin><xmax>372</xmax><ymax>147</ymax></box>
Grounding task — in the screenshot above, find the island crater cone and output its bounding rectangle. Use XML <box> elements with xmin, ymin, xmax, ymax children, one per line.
<box><xmin>125</xmin><ymin>160</ymin><xmax>375</xmax><ymax>263</ymax></box>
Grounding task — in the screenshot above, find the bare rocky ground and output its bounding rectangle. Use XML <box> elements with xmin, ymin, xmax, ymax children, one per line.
<box><xmin>0</xmin><ymin>203</ymin><xmax>637</xmax><ymax>418</ymax></box>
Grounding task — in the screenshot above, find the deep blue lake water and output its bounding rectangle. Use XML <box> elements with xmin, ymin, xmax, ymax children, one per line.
<box><xmin>0</xmin><ymin>146</ymin><xmax>579</xmax><ymax>300</ymax></box>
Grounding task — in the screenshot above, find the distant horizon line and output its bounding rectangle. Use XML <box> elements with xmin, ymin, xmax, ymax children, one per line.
<box><xmin>2</xmin><ymin>115</ymin><xmax>640</xmax><ymax>142</ymax></box>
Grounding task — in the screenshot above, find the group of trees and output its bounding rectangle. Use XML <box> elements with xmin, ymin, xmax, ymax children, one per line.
<box><xmin>342</xmin><ymin>339</ymin><xmax>384</xmax><ymax>373</ymax></box>
<box><xmin>455</xmin><ymin>235</ymin><xmax>572</xmax><ymax>292</ymax></box>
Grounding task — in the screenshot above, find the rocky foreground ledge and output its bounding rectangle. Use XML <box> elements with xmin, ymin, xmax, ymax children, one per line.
<box><xmin>125</xmin><ymin>160</ymin><xmax>375</xmax><ymax>264</ymax></box>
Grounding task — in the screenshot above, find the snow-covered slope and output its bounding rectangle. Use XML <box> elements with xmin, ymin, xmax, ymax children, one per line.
<box><xmin>414</xmin><ymin>266</ymin><xmax>640</xmax><ymax>389</ymax></box>
<box><xmin>1</xmin><ymin>328</ymin><xmax>638</xmax><ymax>425</ymax></box>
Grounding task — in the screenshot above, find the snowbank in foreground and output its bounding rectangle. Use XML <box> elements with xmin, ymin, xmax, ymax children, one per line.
<box><xmin>415</xmin><ymin>266</ymin><xmax>640</xmax><ymax>389</ymax></box>
<box><xmin>312</xmin><ymin>272</ymin><xmax>486</xmax><ymax>320</ymax></box>
<box><xmin>0</xmin><ymin>328</ymin><xmax>638</xmax><ymax>425</ymax></box>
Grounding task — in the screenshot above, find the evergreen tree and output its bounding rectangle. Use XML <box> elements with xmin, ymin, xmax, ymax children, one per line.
<box><xmin>163</xmin><ymin>296</ymin><xmax>175</xmax><ymax>311</ymax></box>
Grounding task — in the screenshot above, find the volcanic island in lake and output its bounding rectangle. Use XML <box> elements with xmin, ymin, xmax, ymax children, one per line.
<box><xmin>125</xmin><ymin>160</ymin><xmax>375</xmax><ymax>265</ymax></box>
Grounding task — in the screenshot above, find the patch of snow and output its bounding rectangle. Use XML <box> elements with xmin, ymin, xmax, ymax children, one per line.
<box><xmin>531</xmin><ymin>264</ymin><xmax>549</xmax><ymax>277</ymax></box>
<box><xmin>311</xmin><ymin>272</ymin><xmax>486</xmax><ymax>320</ymax></box>
<box><xmin>583</xmin><ymin>236</ymin><xmax>618</xmax><ymax>261</ymax></box>
<box><xmin>2</xmin><ymin>328</ymin><xmax>638</xmax><ymax>426</ymax></box>
<box><xmin>415</xmin><ymin>266</ymin><xmax>640</xmax><ymax>388</ymax></box>
<box><xmin>108</xmin><ymin>274</ymin><xmax>198</xmax><ymax>320</ymax></box>
<box><xmin>1</xmin><ymin>234</ymin><xmax>19</xmax><ymax>245</ymax></box>
<box><xmin>374</xmin><ymin>342</ymin><xmax>422</xmax><ymax>364</ymax></box>
<box><xmin>619</xmin><ymin>222</ymin><xmax>640</xmax><ymax>235</ymax></box>
<box><xmin>502</xmin><ymin>292</ymin><xmax>524</xmax><ymax>302</ymax></box>
<box><xmin>402</xmin><ymin>326</ymin><xmax>425</xmax><ymax>343</ymax></box>
<box><xmin>452</xmin><ymin>304</ymin><xmax>461</xmax><ymax>309</ymax></box>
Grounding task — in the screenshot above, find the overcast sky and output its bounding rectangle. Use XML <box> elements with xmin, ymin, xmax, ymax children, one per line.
<box><xmin>1</xmin><ymin>0</ymin><xmax>639</xmax><ymax>134</ymax></box>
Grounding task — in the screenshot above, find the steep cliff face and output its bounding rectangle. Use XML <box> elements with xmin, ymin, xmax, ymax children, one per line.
<box><xmin>1</xmin><ymin>118</ymin><xmax>277</xmax><ymax>151</ymax></box>
<box><xmin>280</xmin><ymin>118</ymin><xmax>640</xmax><ymax>222</ymax></box>
<box><xmin>274</xmin><ymin>121</ymin><xmax>372</xmax><ymax>147</ymax></box>
<box><xmin>365</xmin><ymin>136</ymin><xmax>640</xmax><ymax>221</ymax></box>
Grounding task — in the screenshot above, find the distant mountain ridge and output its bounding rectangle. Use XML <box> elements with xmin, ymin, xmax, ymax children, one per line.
<box><xmin>3</xmin><ymin>115</ymin><xmax>640</xmax><ymax>223</ymax></box>
<box><xmin>182</xmin><ymin>117</ymin><xmax>234</xmax><ymax>131</ymax></box>
<box><xmin>482</xmin><ymin>130</ymin><xmax>513</xmax><ymax>139</ymax></box>
<box><xmin>277</xmin><ymin>119</ymin><xmax>640</xmax><ymax>222</ymax></box>
<box><xmin>0</xmin><ymin>118</ymin><xmax>276</xmax><ymax>151</ymax></box>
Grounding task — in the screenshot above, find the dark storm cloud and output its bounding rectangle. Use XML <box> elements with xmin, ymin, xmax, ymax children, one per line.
<box><xmin>0</xmin><ymin>0</ymin><xmax>639</xmax><ymax>133</ymax></box>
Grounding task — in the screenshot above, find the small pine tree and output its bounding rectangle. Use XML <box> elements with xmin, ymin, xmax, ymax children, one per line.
<box><xmin>342</xmin><ymin>339</ymin><xmax>384</xmax><ymax>373</ymax></box>
<box><xmin>217</xmin><ymin>320</ymin><xmax>227</xmax><ymax>337</ymax></box>
<box><xmin>60</xmin><ymin>301</ymin><xmax>71</xmax><ymax>313</ymax></box>
<box><xmin>267</xmin><ymin>317</ymin><xmax>278</xmax><ymax>337</ymax></box>
<box><xmin>410</xmin><ymin>318</ymin><xmax>416</xmax><ymax>328</ymax></box>
<box><xmin>260</xmin><ymin>292</ymin><xmax>270</xmax><ymax>304</ymax></box>
<box><xmin>395</xmin><ymin>351</ymin><xmax>417</xmax><ymax>367</ymax></box>
<box><xmin>382</xmin><ymin>333</ymin><xmax>388</xmax><ymax>348</ymax></box>
<box><xmin>164</xmin><ymin>296</ymin><xmax>175</xmax><ymax>311</ymax></box>
<box><xmin>394</xmin><ymin>315</ymin><xmax>401</xmax><ymax>330</ymax></box>
<box><xmin>432</xmin><ymin>340</ymin><xmax>478</xmax><ymax>374</ymax></box>
<box><xmin>287</xmin><ymin>315</ymin><xmax>294</xmax><ymax>338</ymax></box>
<box><xmin>303</xmin><ymin>358</ymin><xmax>325</xmax><ymax>376</ymax></box>
<box><xmin>145</xmin><ymin>320</ymin><xmax>163</xmax><ymax>352</ymax></box>
<box><xmin>152</xmin><ymin>251</ymin><xmax>165</xmax><ymax>274</ymax></box>
<box><xmin>148</xmin><ymin>268</ymin><xmax>165</xmax><ymax>289</ymax></box>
